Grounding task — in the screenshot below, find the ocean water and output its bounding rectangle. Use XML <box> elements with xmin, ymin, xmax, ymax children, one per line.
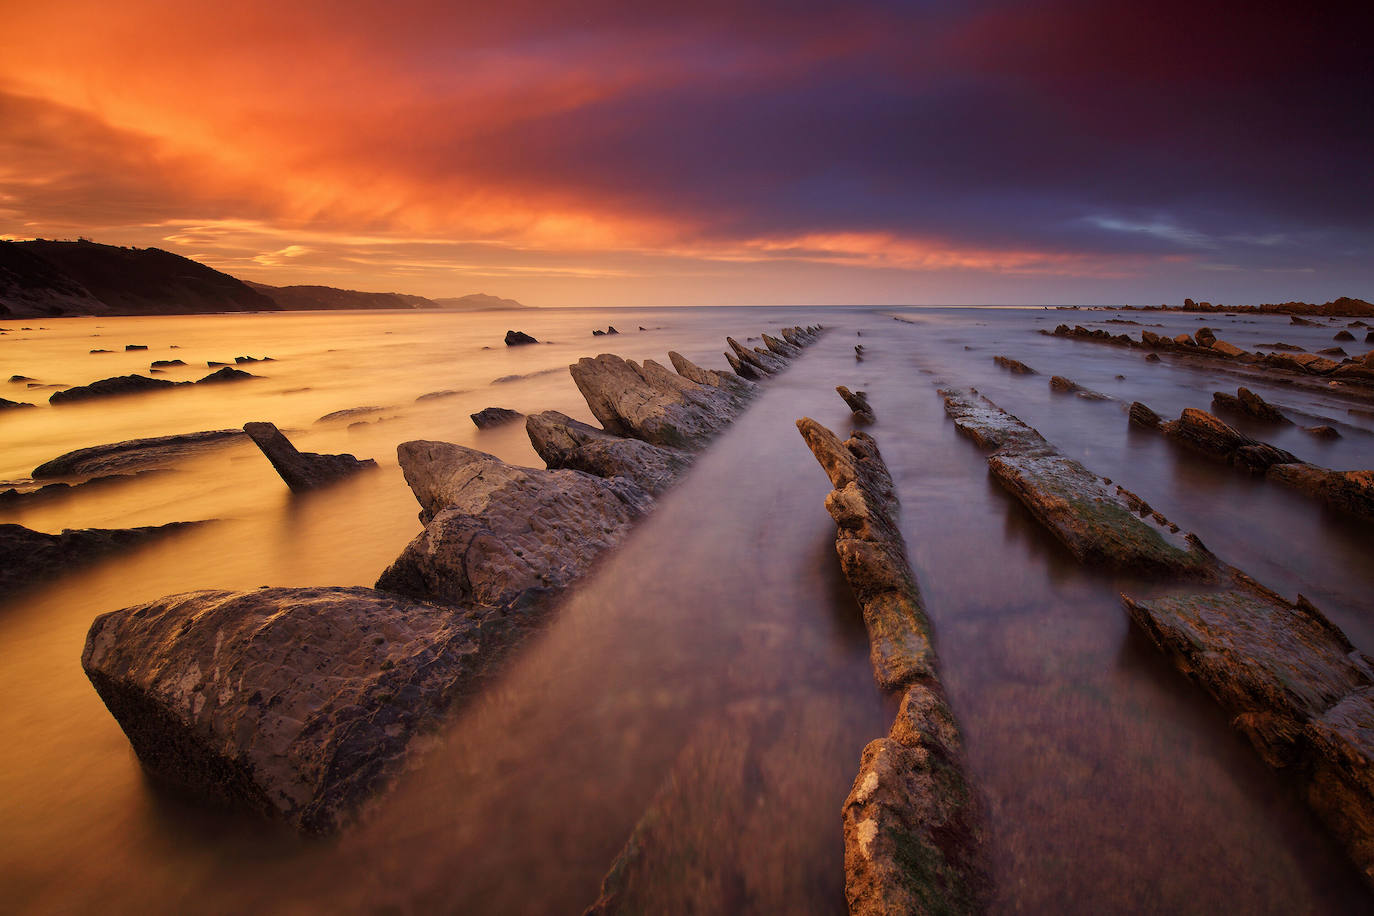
<box><xmin>1</xmin><ymin>306</ymin><xmax>1371</xmax><ymax>913</ymax></box>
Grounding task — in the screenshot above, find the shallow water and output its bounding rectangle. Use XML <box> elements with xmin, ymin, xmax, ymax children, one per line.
<box><xmin>1</xmin><ymin>306</ymin><xmax>1371</xmax><ymax>913</ymax></box>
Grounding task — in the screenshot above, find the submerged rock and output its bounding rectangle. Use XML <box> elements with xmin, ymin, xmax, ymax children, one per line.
<box><xmin>469</xmin><ymin>406</ymin><xmax>523</xmax><ymax>428</ymax></box>
<box><xmin>504</xmin><ymin>330</ymin><xmax>538</xmax><ymax>346</ymax></box>
<box><xmin>32</xmin><ymin>429</ymin><xmax>245</xmax><ymax>478</ymax></box>
<box><xmin>940</xmin><ymin>389</ymin><xmax>1217</xmax><ymax>578</ymax></box>
<box><xmin>50</xmin><ymin>374</ymin><xmax>178</xmax><ymax>404</ymax></box>
<box><xmin>1124</xmin><ymin>579</ymin><xmax>1374</xmax><ymax>887</ymax></box>
<box><xmin>376</xmin><ymin>441</ymin><xmax>653</xmax><ymax>608</ymax></box>
<box><xmin>1</xmin><ymin>397</ymin><xmax>36</xmax><ymax>410</ymax></box>
<box><xmin>82</xmin><ymin>585</ymin><xmax>494</xmax><ymax>835</ymax></box>
<box><xmin>196</xmin><ymin>366</ymin><xmax>257</xmax><ymax>384</ymax></box>
<box><xmin>526</xmin><ymin>410</ymin><xmax>690</xmax><ymax>495</ymax></box>
<box><xmin>243</xmin><ymin>422</ymin><xmax>377</xmax><ymax>493</ymax></box>
<box><xmin>1049</xmin><ymin>376</ymin><xmax>1111</xmax><ymax>400</ymax></box>
<box><xmin>836</xmin><ymin>386</ymin><xmax>876</xmax><ymax>423</ymax></box>
<box><xmin>993</xmin><ymin>355</ymin><xmax>1036</xmax><ymax>375</ymax></box>
<box><xmin>1211</xmin><ymin>387</ymin><xmax>1288</xmax><ymax>423</ymax></box>
<box><xmin>316</xmin><ymin>406</ymin><xmax>386</xmax><ymax>424</ymax></box>
<box><xmin>1267</xmin><ymin>465</ymin><xmax>1374</xmax><ymax>521</ymax></box>
<box><xmin>1</xmin><ymin>521</ymin><xmax>197</xmax><ymax>593</ymax></box>
<box><xmin>570</xmin><ymin>354</ymin><xmax>746</xmax><ymax>450</ymax></box>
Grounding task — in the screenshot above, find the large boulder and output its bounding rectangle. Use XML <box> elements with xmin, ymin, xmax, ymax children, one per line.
<box><xmin>82</xmin><ymin>586</ymin><xmax>493</xmax><ymax>835</ymax></box>
<box><xmin>525</xmin><ymin>410</ymin><xmax>690</xmax><ymax>495</ymax></box>
<box><xmin>569</xmin><ymin>354</ymin><xmax>745</xmax><ymax>450</ymax></box>
<box><xmin>243</xmin><ymin>422</ymin><xmax>377</xmax><ymax>492</ymax></box>
<box><xmin>470</xmin><ymin>406</ymin><xmax>523</xmax><ymax>428</ymax></box>
<box><xmin>376</xmin><ymin>441</ymin><xmax>653</xmax><ymax>608</ymax></box>
<box><xmin>504</xmin><ymin>329</ymin><xmax>537</xmax><ymax>346</ymax></box>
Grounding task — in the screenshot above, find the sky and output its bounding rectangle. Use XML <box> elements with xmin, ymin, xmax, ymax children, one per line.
<box><xmin>1</xmin><ymin>0</ymin><xmax>1370</xmax><ymax>307</ymax></box>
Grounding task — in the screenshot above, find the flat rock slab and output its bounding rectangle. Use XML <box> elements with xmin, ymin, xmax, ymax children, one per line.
<box><xmin>1</xmin><ymin>521</ymin><xmax>197</xmax><ymax>593</ymax></box>
<box><xmin>82</xmin><ymin>586</ymin><xmax>493</xmax><ymax>835</ymax></box>
<box><xmin>32</xmin><ymin>429</ymin><xmax>245</xmax><ymax>478</ymax></box>
<box><xmin>526</xmin><ymin>410</ymin><xmax>691</xmax><ymax>495</ymax></box>
<box><xmin>244</xmin><ymin>422</ymin><xmax>377</xmax><ymax>493</ymax></box>
<box><xmin>940</xmin><ymin>388</ymin><xmax>1217</xmax><ymax>578</ymax></box>
<box><xmin>570</xmin><ymin>354</ymin><xmax>747</xmax><ymax>450</ymax></box>
<box><xmin>1124</xmin><ymin>579</ymin><xmax>1374</xmax><ymax>886</ymax></box>
<box><xmin>377</xmin><ymin>440</ymin><xmax>653</xmax><ymax>609</ymax></box>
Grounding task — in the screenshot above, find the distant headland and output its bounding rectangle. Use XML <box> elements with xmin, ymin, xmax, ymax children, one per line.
<box><xmin>0</xmin><ymin>239</ymin><xmax>529</xmax><ymax>318</ymax></box>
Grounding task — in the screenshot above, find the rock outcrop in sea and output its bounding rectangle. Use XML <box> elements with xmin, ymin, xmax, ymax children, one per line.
<box><xmin>2</xmin><ymin>521</ymin><xmax>198</xmax><ymax>592</ymax></box>
<box><xmin>836</xmin><ymin>386</ymin><xmax>875</xmax><ymax>423</ymax></box>
<box><xmin>243</xmin><ymin>422</ymin><xmax>377</xmax><ymax>493</ymax></box>
<box><xmin>504</xmin><ymin>329</ymin><xmax>537</xmax><ymax>346</ymax></box>
<box><xmin>31</xmin><ymin>429</ymin><xmax>245</xmax><ymax>478</ymax></box>
<box><xmin>525</xmin><ymin>410</ymin><xmax>691</xmax><ymax>495</ymax></box>
<box><xmin>469</xmin><ymin>406</ymin><xmax>523</xmax><ymax>428</ymax></box>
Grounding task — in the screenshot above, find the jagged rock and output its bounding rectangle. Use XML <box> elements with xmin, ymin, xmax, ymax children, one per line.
<box><xmin>843</xmin><ymin>684</ymin><xmax>991</xmax><ymax>916</ymax></box>
<box><xmin>504</xmin><ymin>330</ymin><xmax>537</xmax><ymax>346</ymax></box>
<box><xmin>592</xmin><ymin>329</ymin><xmax>605</xmax><ymax>336</ymax></box>
<box><xmin>207</xmin><ymin>361</ymin><xmax>229</xmax><ymax>367</ymax></box>
<box><xmin>10</xmin><ymin>374</ymin><xmax>35</xmax><ymax>381</ymax></box>
<box><xmin>525</xmin><ymin>410</ymin><xmax>690</xmax><ymax>494</ymax></box>
<box><xmin>836</xmin><ymin>386</ymin><xmax>876</xmax><ymax>423</ymax></box>
<box><xmin>667</xmin><ymin>351</ymin><xmax>758</xmax><ymax>399</ymax></box>
<box><xmin>1</xmin><ymin>397</ymin><xmax>35</xmax><ymax>410</ymax></box>
<box><xmin>243</xmin><ymin>422</ymin><xmax>377</xmax><ymax>492</ymax></box>
<box><xmin>1160</xmin><ymin>408</ymin><xmax>1299</xmax><ymax>472</ymax></box>
<box><xmin>470</xmin><ymin>407</ymin><xmax>523</xmax><ymax>429</ymax></box>
<box><xmin>940</xmin><ymin>389</ymin><xmax>1216</xmax><ymax>578</ymax></box>
<box><xmin>1211</xmin><ymin>387</ymin><xmax>1288</xmax><ymax>423</ymax></box>
<box><xmin>1129</xmin><ymin>402</ymin><xmax>1163</xmax><ymax>429</ymax></box>
<box><xmin>197</xmin><ymin>366</ymin><xmax>256</xmax><ymax>384</ymax></box>
<box><xmin>570</xmin><ymin>354</ymin><xmax>745</xmax><ymax>450</ymax></box>
<box><xmin>1</xmin><ymin>521</ymin><xmax>196</xmax><ymax>592</ymax></box>
<box><xmin>762</xmin><ymin>332</ymin><xmax>801</xmax><ymax>358</ymax></box>
<box><xmin>1196</xmin><ymin>327</ymin><xmax>1217</xmax><ymax>347</ymax></box>
<box><xmin>50</xmin><ymin>374</ymin><xmax>178</xmax><ymax>404</ymax></box>
<box><xmin>1267</xmin><ymin>465</ymin><xmax>1374</xmax><ymax>521</ymax></box>
<box><xmin>82</xmin><ymin>585</ymin><xmax>498</xmax><ymax>835</ymax></box>
<box><xmin>376</xmin><ymin>441</ymin><xmax>652</xmax><ymax>608</ymax></box>
<box><xmin>727</xmin><ymin>337</ymin><xmax>782</xmax><ymax>375</ymax></box>
<box><xmin>780</xmin><ymin>327</ymin><xmax>807</xmax><ymax>347</ymax></box>
<box><xmin>1123</xmin><ymin>579</ymin><xmax>1374</xmax><ymax>887</ymax></box>
<box><xmin>607</xmin><ymin>326</ymin><xmax>618</xmax><ymax>335</ymax></box>
<box><xmin>796</xmin><ymin>419</ymin><xmax>933</xmax><ymax>689</ymax></box>
<box><xmin>993</xmin><ymin>355</ymin><xmax>1036</xmax><ymax>374</ymax></box>
<box><xmin>32</xmin><ymin>429</ymin><xmax>245</xmax><ymax>478</ymax></box>
<box><xmin>724</xmin><ymin>350</ymin><xmax>759</xmax><ymax>380</ymax></box>
<box><xmin>1335</xmin><ymin>330</ymin><xmax>1356</xmax><ymax>341</ymax></box>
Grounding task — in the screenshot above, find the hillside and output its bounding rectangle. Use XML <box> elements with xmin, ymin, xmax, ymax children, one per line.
<box><xmin>1</xmin><ymin>240</ymin><xmax>279</xmax><ymax>317</ymax></box>
<box><xmin>429</xmin><ymin>293</ymin><xmax>530</xmax><ymax>311</ymax></box>
<box><xmin>245</xmin><ymin>281</ymin><xmax>433</xmax><ymax>311</ymax></box>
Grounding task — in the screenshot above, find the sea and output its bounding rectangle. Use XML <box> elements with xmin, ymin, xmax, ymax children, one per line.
<box><xmin>1</xmin><ymin>305</ymin><xmax>1371</xmax><ymax>913</ymax></box>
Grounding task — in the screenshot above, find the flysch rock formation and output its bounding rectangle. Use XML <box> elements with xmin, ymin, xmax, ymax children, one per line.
<box><xmin>992</xmin><ymin>355</ymin><xmax>1036</xmax><ymax>375</ymax></box>
<box><xmin>1211</xmin><ymin>386</ymin><xmax>1289</xmax><ymax>423</ymax></box>
<box><xmin>376</xmin><ymin>441</ymin><xmax>654</xmax><ymax>608</ymax></box>
<box><xmin>31</xmin><ymin>429</ymin><xmax>245</xmax><ymax>478</ymax></box>
<box><xmin>796</xmin><ymin>418</ymin><xmax>990</xmax><ymax>915</ymax></box>
<box><xmin>1</xmin><ymin>521</ymin><xmax>198</xmax><ymax>593</ymax></box>
<box><xmin>243</xmin><ymin>422</ymin><xmax>377</xmax><ymax>493</ymax></box>
<box><xmin>1123</xmin><ymin>575</ymin><xmax>1374</xmax><ymax>889</ymax></box>
<box><xmin>1128</xmin><ymin>403</ymin><xmax>1374</xmax><ymax>521</ymax></box>
<box><xmin>837</xmin><ymin>386</ymin><xmax>876</xmax><ymax>424</ymax></box>
<box><xmin>525</xmin><ymin>411</ymin><xmax>691</xmax><ymax>495</ymax></box>
<box><xmin>569</xmin><ymin>355</ymin><xmax>749</xmax><ymax>450</ymax></box>
<box><xmin>82</xmin><ymin>586</ymin><xmax>498</xmax><ymax>835</ymax></box>
<box><xmin>727</xmin><ymin>336</ymin><xmax>783</xmax><ymax>376</ymax></box>
<box><xmin>1049</xmin><ymin>376</ymin><xmax>1112</xmax><ymax>400</ymax></box>
<box><xmin>939</xmin><ymin>388</ymin><xmax>1218</xmax><ymax>578</ymax></box>
<box><xmin>84</xmin><ymin>326</ymin><xmax>823</xmax><ymax>836</ymax></box>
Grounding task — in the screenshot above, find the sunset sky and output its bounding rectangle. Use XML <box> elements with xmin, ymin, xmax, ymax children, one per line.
<box><xmin>1</xmin><ymin>1</ymin><xmax>1369</xmax><ymax>307</ymax></box>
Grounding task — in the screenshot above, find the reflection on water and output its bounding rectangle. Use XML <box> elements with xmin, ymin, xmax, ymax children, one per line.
<box><xmin>1</xmin><ymin>307</ymin><xmax>1371</xmax><ymax>913</ymax></box>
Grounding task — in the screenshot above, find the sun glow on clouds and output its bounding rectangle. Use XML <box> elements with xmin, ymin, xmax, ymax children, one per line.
<box><xmin>1</xmin><ymin>1</ymin><xmax>1368</xmax><ymax>304</ymax></box>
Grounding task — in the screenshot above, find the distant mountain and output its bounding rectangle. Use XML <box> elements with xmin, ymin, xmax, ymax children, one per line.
<box><xmin>428</xmin><ymin>293</ymin><xmax>530</xmax><ymax>311</ymax></box>
<box><xmin>0</xmin><ymin>239</ymin><xmax>529</xmax><ymax>317</ymax></box>
<box><xmin>0</xmin><ymin>240</ymin><xmax>279</xmax><ymax>318</ymax></box>
<box><xmin>245</xmin><ymin>281</ymin><xmax>433</xmax><ymax>311</ymax></box>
